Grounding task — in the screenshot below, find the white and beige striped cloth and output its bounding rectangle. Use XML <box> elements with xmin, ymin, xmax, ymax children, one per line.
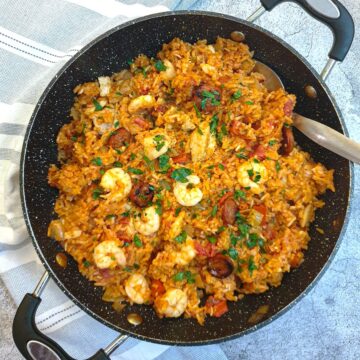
<box><xmin>1</xmin><ymin>0</ymin><xmax>360</xmax><ymax>359</ymax></box>
<box><xmin>0</xmin><ymin>0</ymin><xmax>231</xmax><ymax>359</ymax></box>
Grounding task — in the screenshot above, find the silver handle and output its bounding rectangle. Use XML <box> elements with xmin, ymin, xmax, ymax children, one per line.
<box><xmin>293</xmin><ymin>113</ymin><xmax>360</xmax><ymax>164</ymax></box>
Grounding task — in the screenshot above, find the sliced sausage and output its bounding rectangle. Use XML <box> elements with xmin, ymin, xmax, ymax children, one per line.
<box><xmin>222</xmin><ymin>198</ymin><xmax>238</xmax><ymax>225</ymax></box>
<box><xmin>208</xmin><ymin>254</ymin><xmax>234</xmax><ymax>279</ymax></box>
<box><xmin>129</xmin><ymin>182</ymin><xmax>155</xmax><ymax>208</ymax></box>
<box><xmin>280</xmin><ymin>126</ymin><xmax>294</xmax><ymax>156</ymax></box>
<box><xmin>193</xmin><ymin>84</ymin><xmax>221</xmax><ymax>113</ymax></box>
<box><xmin>108</xmin><ymin>128</ymin><xmax>131</xmax><ymax>148</ymax></box>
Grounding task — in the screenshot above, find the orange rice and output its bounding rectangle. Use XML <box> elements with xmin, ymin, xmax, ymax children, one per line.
<box><xmin>47</xmin><ymin>37</ymin><xmax>335</xmax><ymax>324</ymax></box>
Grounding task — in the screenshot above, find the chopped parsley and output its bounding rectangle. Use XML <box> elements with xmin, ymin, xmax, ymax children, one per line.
<box><xmin>201</xmin><ymin>90</ymin><xmax>221</xmax><ymax>109</ymax></box>
<box><xmin>268</xmin><ymin>139</ymin><xmax>277</xmax><ymax>146</ymax></box>
<box><xmin>130</xmin><ymin>153</ymin><xmax>136</xmax><ymax>161</ymax></box>
<box><xmin>207</xmin><ymin>235</ymin><xmax>217</xmax><ymax>244</ymax></box>
<box><xmin>154</xmin><ymin>60</ymin><xmax>167</xmax><ymax>71</ymax></box>
<box><xmin>234</xmin><ymin>190</ymin><xmax>246</xmax><ymax>200</ymax></box>
<box><xmin>105</xmin><ymin>214</ymin><xmax>116</xmax><ymax>220</ymax></box>
<box><xmin>127</xmin><ymin>167</ymin><xmax>144</xmax><ymax>175</ymax></box>
<box><xmin>210</xmin><ymin>205</ymin><xmax>218</xmax><ymax>217</ymax></box>
<box><xmin>99</xmin><ymin>169</ymin><xmax>105</xmax><ymax>175</ymax></box>
<box><xmin>254</xmin><ymin>173</ymin><xmax>261</xmax><ymax>183</ymax></box>
<box><xmin>154</xmin><ymin>198</ymin><xmax>163</xmax><ymax>215</ymax></box>
<box><xmin>127</xmin><ymin>59</ymin><xmax>134</xmax><ymax>66</ymax></box>
<box><xmin>248</xmin><ymin>256</ymin><xmax>257</xmax><ymax>276</ymax></box>
<box><xmin>114</xmin><ymin>120</ymin><xmax>120</xmax><ymax>128</ymax></box>
<box><xmin>173</xmin><ymin>271</ymin><xmax>195</xmax><ymax>284</ymax></box>
<box><xmin>71</xmin><ymin>135</ymin><xmax>77</xmax><ymax>142</ymax></box>
<box><xmin>218</xmin><ymin>163</ymin><xmax>225</xmax><ymax>171</ymax></box>
<box><xmin>83</xmin><ymin>260</ymin><xmax>91</xmax><ymax>268</ymax></box>
<box><xmin>141</xmin><ymin>67</ymin><xmax>147</xmax><ymax>78</ymax></box>
<box><xmin>153</xmin><ymin>134</ymin><xmax>166</xmax><ymax>151</ymax></box>
<box><xmin>92</xmin><ymin>188</ymin><xmax>102</xmax><ymax>200</ymax></box>
<box><xmin>210</xmin><ymin>114</ymin><xmax>219</xmax><ymax>134</ymax></box>
<box><xmin>91</xmin><ymin>157</ymin><xmax>102</xmax><ymax>166</ymax></box>
<box><xmin>194</xmin><ymin>103</ymin><xmax>202</xmax><ymax>118</ymax></box>
<box><xmin>245</xmin><ymin>100</ymin><xmax>254</xmax><ymax>105</ymax></box>
<box><xmin>158</xmin><ymin>154</ymin><xmax>170</xmax><ymax>173</ymax></box>
<box><xmin>275</xmin><ymin>160</ymin><xmax>281</xmax><ymax>172</ymax></box>
<box><xmin>171</xmin><ymin>167</ymin><xmax>192</xmax><ymax>183</ymax></box>
<box><xmin>133</xmin><ymin>234</ymin><xmax>143</xmax><ymax>247</ymax></box>
<box><xmin>228</xmin><ymin>247</ymin><xmax>239</xmax><ymax>260</ymax></box>
<box><xmin>174</xmin><ymin>230</ymin><xmax>187</xmax><ymax>244</ymax></box>
<box><xmin>230</xmin><ymin>233</ymin><xmax>241</xmax><ymax>246</ymax></box>
<box><xmin>217</xmin><ymin>226</ymin><xmax>226</xmax><ymax>233</ymax></box>
<box><xmin>121</xmin><ymin>211</ymin><xmax>130</xmax><ymax>217</ymax></box>
<box><xmin>197</xmin><ymin>126</ymin><xmax>204</xmax><ymax>135</ymax></box>
<box><xmin>231</xmin><ymin>90</ymin><xmax>242</xmax><ymax>101</ymax></box>
<box><xmin>113</xmin><ymin>161</ymin><xmax>122</xmax><ymax>168</ymax></box>
<box><xmin>93</xmin><ymin>99</ymin><xmax>103</xmax><ymax>111</ymax></box>
<box><xmin>115</xmin><ymin>92</ymin><xmax>122</xmax><ymax>96</ymax></box>
<box><xmin>236</xmin><ymin>149</ymin><xmax>248</xmax><ymax>160</ymax></box>
<box><xmin>247</xmin><ymin>169</ymin><xmax>254</xmax><ymax>177</ymax></box>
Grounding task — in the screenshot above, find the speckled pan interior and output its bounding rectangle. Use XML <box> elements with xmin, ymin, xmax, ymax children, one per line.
<box><xmin>20</xmin><ymin>11</ymin><xmax>352</xmax><ymax>345</ymax></box>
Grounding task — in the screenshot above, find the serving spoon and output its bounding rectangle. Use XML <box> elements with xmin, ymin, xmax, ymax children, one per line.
<box><xmin>254</xmin><ymin>61</ymin><xmax>360</xmax><ymax>164</ymax></box>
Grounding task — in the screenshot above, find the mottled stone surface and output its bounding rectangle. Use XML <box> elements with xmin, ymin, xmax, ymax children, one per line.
<box><xmin>1</xmin><ymin>0</ymin><xmax>359</xmax><ymax>359</ymax></box>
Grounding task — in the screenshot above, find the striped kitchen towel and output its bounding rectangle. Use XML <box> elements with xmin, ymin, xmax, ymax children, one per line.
<box><xmin>0</xmin><ymin>0</ymin><xmax>230</xmax><ymax>359</ymax></box>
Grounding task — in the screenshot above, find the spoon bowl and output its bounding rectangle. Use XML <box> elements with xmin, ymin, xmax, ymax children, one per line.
<box><xmin>254</xmin><ymin>61</ymin><xmax>360</xmax><ymax>164</ymax></box>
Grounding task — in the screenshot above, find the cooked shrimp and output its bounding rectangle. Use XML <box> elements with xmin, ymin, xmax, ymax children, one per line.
<box><xmin>125</xmin><ymin>274</ymin><xmax>151</xmax><ymax>304</ymax></box>
<box><xmin>173</xmin><ymin>175</ymin><xmax>203</xmax><ymax>206</ymax></box>
<box><xmin>237</xmin><ymin>160</ymin><xmax>268</xmax><ymax>194</ymax></box>
<box><xmin>100</xmin><ymin>168</ymin><xmax>132</xmax><ymax>201</ymax></box>
<box><xmin>98</xmin><ymin>76</ymin><xmax>111</xmax><ymax>97</ymax></box>
<box><xmin>189</xmin><ymin>121</ymin><xmax>216</xmax><ymax>162</ymax></box>
<box><xmin>161</xmin><ymin>59</ymin><xmax>176</xmax><ymax>80</ymax></box>
<box><xmin>134</xmin><ymin>206</ymin><xmax>160</xmax><ymax>235</ymax></box>
<box><xmin>168</xmin><ymin>210</ymin><xmax>186</xmax><ymax>240</ymax></box>
<box><xmin>93</xmin><ymin>240</ymin><xmax>126</xmax><ymax>269</ymax></box>
<box><xmin>174</xmin><ymin>238</ymin><xmax>196</xmax><ymax>265</ymax></box>
<box><xmin>143</xmin><ymin>133</ymin><xmax>170</xmax><ymax>160</ymax></box>
<box><xmin>154</xmin><ymin>288</ymin><xmax>188</xmax><ymax>318</ymax></box>
<box><xmin>128</xmin><ymin>95</ymin><xmax>155</xmax><ymax>113</ymax></box>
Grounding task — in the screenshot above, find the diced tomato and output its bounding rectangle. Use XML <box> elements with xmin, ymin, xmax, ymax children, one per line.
<box><xmin>172</xmin><ymin>153</ymin><xmax>190</xmax><ymax>164</ymax></box>
<box><xmin>205</xmin><ymin>296</ymin><xmax>229</xmax><ymax>318</ymax></box>
<box><xmin>195</xmin><ymin>242</ymin><xmax>217</xmax><ymax>257</ymax></box>
<box><xmin>283</xmin><ymin>99</ymin><xmax>294</xmax><ymax>117</ymax></box>
<box><xmin>218</xmin><ymin>191</ymin><xmax>234</xmax><ymax>207</ymax></box>
<box><xmin>253</xmin><ymin>204</ymin><xmax>267</xmax><ymax>225</ymax></box>
<box><xmin>252</xmin><ymin>144</ymin><xmax>266</xmax><ymax>160</ymax></box>
<box><xmin>151</xmin><ymin>279</ymin><xmax>166</xmax><ymax>298</ymax></box>
<box><xmin>99</xmin><ymin>268</ymin><xmax>112</xmax><ymax>279</ymax></box>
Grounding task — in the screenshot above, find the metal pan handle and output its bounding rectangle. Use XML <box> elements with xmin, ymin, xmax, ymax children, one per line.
<box><xmin>12</xmin><ymin>271</ymin><xmax>128</xmax><ymax>360</ymax></box>
<box><xmin>248</xmin><ymin>0</ymin><xmax>355</xmax><ymax>80</ymax></box>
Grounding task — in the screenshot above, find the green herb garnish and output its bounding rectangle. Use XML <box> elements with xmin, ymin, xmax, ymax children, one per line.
<box><xmin>173</xmin><ymin>271</ymin><xmax>195</xmax><ymax>284</ymax></box>
<box><xmin>175</xmin><ymin>230</ymin><xmax>187</xmax><ymax>244</ymax></box>
<box><xmin>194</xmin><ymin>103</ymin><xmax>202</xmax><ymax>118</ymax></box>
<box><xmin>153</xmin><ymin>134</ymin><xmax>166</xmax><ymax>151</ymax></box>
<box><xmin>158</xmin><ymin>154</ymin><xmax>170</xmax><ymax>173</ymax></box>
<box><xmin>93</xmin><ymin>99</ymin><xmax>103</xmax><ymax>111</ymax></box>
<box><xmin>210</xmin><ymin>114</ymin><xmax>219</xmax><ymax>134</ymax></box>
<box><xmin>234</xmin><ymin>190</ymin><xmax>246</xmax><ymax>200</ymax></box>
<box><xmin>268</xmin><ymin>139</ymin><xmax>277</xmax><ymax>146</ymax></box>
<box><xmin>275</xmin><ymin>160</ymin><xmax>281</xmax><ymax>172</ymax></box>
<box><xmin>113</xmin><ymin>161</ymin><xmax>122</xmax><ymax>168</ymax></box>
<box><xmin>218</xmin><ymin>163</ymin><xmax>225</xmax><ymax>171</ymax></box>
<box><xmin>154</xmin><ymin>60</ymin><xmax>167</xmax><ymax>71</ymax></box>
<box><xmin>231</xmin><ymin>90</ymin><xmax>242</xmax><ymax>101</ymax></box>
<box><xmin>114</xmin><ymin>120</ymin><xmax>120</xmax><ymax>128</ymax></box>
<box><xmin>83</xmin><ymin>260</ymin><xmax>91</xmax><ymax>268</ymax></box>
<box><xmin>211</xmin><ymin>205</ymin><xmax>218</xmax><ymax>217</ymax></box>
<box><xmin>228</xmin><ymin>247</ymin><xmax>239</xmax><ymax>260</ymax></box>
<box><xmin>128</xmin><ymin>167</ymin><xmax>144</xmax><ymax>175</ymax></box>
<box><xmin>143</xmin><ymin>155</ymin><xmax>155</xmax><ymax>171</ymax></box>
<box><xmin>91</xmin><ymin>157</ymin><xmax>102</xmax><ymax>166</ymax></box>
<box><xmin>245</xmin><ymin>101</ymin><xmax>254</xmax><ymax>105</ymax></box>
<box><xmin>248</xmin><ymin>256</ymin><xmax>257</xmax><ymax>276</ymax></box>
<box><xmin>134</xmin><ymin>234</ymin><xmax>143</xmax><ymax>248</ymax></box>
<box><xmin>92</xmin><ymin>188</ymin><xmax>102</xmax><ymax>200</ymax></box>
<box><xmin>207</xmin><ymin>236</ymin><xmax>217</xmax><ymax>244</ymax></box>
<box><xmin>171</xmin><ymin>167</ymin><xmax>192</xmax><ymax>183</ymax></box>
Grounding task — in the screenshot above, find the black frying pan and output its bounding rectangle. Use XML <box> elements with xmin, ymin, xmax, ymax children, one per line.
<box><xmin>12</xmin><ymin>1</ymin><xmax>355</xmax><ymax>359</ymax></box>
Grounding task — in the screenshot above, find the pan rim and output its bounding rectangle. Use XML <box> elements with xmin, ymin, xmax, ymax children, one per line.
<box><xmin>20</xmin><ymin>10</ymin><xmax>354</xmax><ymax>346</ymax></box>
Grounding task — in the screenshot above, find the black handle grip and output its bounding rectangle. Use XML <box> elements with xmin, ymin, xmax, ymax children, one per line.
<box><xmin>260</xmin><ymin>0</ymin><xmax>354</xmax><ymax>61</ymax></box>
<box><xmin>13</xmin><ymin>293</ymin><xmax>111</xmax><ymax>360</ymax></box>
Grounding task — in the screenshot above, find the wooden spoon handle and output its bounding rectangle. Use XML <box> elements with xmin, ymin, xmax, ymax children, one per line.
<box><xmin>293</xmin><ymin>113</ymin><xmax>360</xmax><ymax>164</ymax></box>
